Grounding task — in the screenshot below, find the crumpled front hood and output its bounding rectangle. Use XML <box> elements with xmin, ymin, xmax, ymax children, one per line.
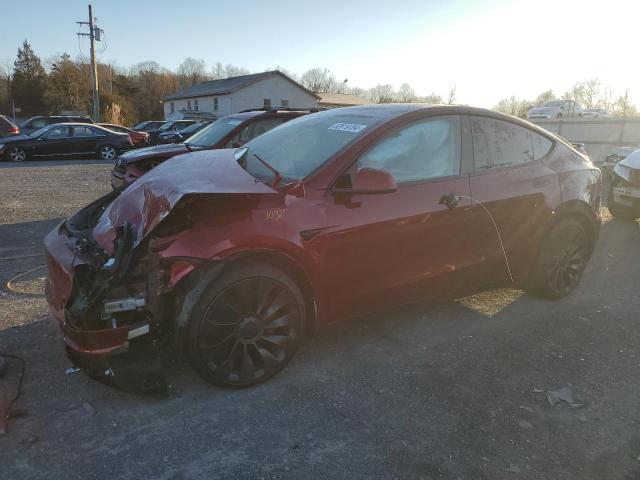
<box><xmin>94</xmin><ymin>149</ymin><xmax>277</xmax><ymax>254</ymax></box>
<box><xmin>118</xmin><ymin>143</ymin><xmax>191</xmax><ymax>165</ymax></box>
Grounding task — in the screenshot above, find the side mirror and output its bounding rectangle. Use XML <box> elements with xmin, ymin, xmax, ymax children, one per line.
<box><xmin>333</xmin><ymin>167</ymin><xmax>397</xmax><ymax>194</ymax></box>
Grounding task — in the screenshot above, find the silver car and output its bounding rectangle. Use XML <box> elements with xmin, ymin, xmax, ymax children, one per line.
<box><xmin>528</xmin><ymin>100</ymin><xmax>583</xmax><ymax>119</ymax></box>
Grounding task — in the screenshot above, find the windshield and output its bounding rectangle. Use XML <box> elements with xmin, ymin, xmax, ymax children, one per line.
<box><xmin>240</xmin><ymin>111</ymin><xmax>383</xmax><ymax>182</ymax></box>
<box><xmin>181</xmin><ymin>122</ymin><xmax>206</xmax><ymax>134</ymax></box>
<box><xmin>133</xmin><ymin>121</ymin><xmax>150</xmax><ymax>129</ymax></box>
<box><xmin>186</xmin><ymin>117</ymin><xmax>245</xmax><ymax>147</ymax></box>
<box><xmin>543</xmin><ymin>101</ymin><xmax>564</xmax><ymax>107</ymax></box>
<box><xmin>159</xmin><ymin>122</ymin><xmax>176</xmax><ymax>131</ymax></box>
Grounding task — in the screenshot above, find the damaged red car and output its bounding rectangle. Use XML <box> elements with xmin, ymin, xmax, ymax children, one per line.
<box><xmin>44</xmin><ymin>105</ymin><xmax>601</xmax><ymax>390</ymax></box>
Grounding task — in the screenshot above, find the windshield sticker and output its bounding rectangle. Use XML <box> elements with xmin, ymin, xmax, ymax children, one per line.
<box><xmin>227</xmin><ymin>120</ymin><xmax>243</xmax><ymax>126</ymax></box>
<box><xmin>328</xmin><ymin>123</ymin><xmax>367</xmax><ymax>133</ymax></box>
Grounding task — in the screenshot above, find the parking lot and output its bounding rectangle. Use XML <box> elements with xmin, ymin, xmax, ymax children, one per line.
<box><xmin>1</xmin><ymin>159</ymin><xmax>640</xmax><ymax>479</ymax></box>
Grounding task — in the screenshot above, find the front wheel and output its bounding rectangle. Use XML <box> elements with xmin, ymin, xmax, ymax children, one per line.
<box><xmin>185</xmin><ymin>260</ymin><xmax>306</xmax><ymax>387</ymax></box>
<box><xmin>526</xmin><ymin>218</ymin><xmax>590</xmax><ymax>299</ymax></box>
<box><xmin>98</xmin><ymin>144</ymin><xmax>118</xmax><ymax>161</ymax></box>
<box><xmin>6</xmin><ymin>146</ymin><xmax>27</xmax><ymax>162</ymax></box>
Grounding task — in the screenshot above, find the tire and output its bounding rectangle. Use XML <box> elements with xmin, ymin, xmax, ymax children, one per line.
<box><xmin>185</xmin><ymin>260</ymin><xmax>306</xmax><ymax>387</ymax></box>
<box><xmin>526</xmin><ymin>218</ymin><xmax>590</xmax><ymax>299</ymax></box>
<box><xmin>6</xmin><ymin>146</ymin><xmax>27</xmax><ymax>162</ymax></box>
<box><xmin>99</xmin><ymin>144</ymin><xmax>118</xmax><ymax>161</ymax></box>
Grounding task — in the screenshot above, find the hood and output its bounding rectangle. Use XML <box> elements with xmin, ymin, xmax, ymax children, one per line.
<box><xmin>117</xmin><ymin>143</ymin><xmax>191</xmax><ymax>165</ymax></box>
<box><xmin>93</xmin><ymin>149</ymin><xmax>277</xmax><ymax>254</ymax></box>
<box><xmin>0</xmin><ymin>134</ymin><xmax>33</xmax><ymax>143</ymax></box>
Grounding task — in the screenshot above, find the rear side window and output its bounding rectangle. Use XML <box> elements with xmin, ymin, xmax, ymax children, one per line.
<box><xmin>358</xmin><ymin>115</ymin><xmax>461</xmax><ymax>183</ymax></box>
<box><xmin>471</xmin><ymin>117</ymin><xmax>536</xmax><ymax>170</ymax></box>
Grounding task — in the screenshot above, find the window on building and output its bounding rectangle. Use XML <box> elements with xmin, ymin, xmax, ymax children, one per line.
<box><xmin>170</xmin><ymin>102</ymin><xmax>174</xmax><ymax>113</ymax></box>
<box><xmin>194</xmin><ymin>99</ymin><xmax>199</xmax><ymax>111</ymax></box>
<box><xmin>264</xmin><ymin>98</ymin><xmax>272</xmax><ymax>108</ymax></box>
<box><xmin>213</xmin><ymin>97</ymin><xmax>219</xmax><ymax>111</ymax></box>
<box><xmin>187</xmin><ymin>100</ymin><xmax>191</xmax><ymax>110</ymax></box>
<box><xmin>471</xmin><ymin>116</ymin><xmax>535</xmax><ymax>170</ymax></box>
<box><xmin>281</xmin><ymin>99</ymin><xmax>289</xmax><ymax>107</ymax></box>
<box><xmin>357</xmin><ymin>116</ymin><xmax>461</xmax><ymax>183</ymax></box>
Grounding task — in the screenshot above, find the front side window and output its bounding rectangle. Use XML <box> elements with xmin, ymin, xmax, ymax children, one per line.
<box><xmin>471</xmin><ymin>116</ymin><xmax>534</xmax><ymax>170</ymax></box>
<box><xmin>31</xmin><ymin>118</ymin><xmax>47</xmax><ymax>129</ymax></box>
<box><xmin>43</xmin><ymin>126</ymin><xmax>70</xmax><ymax>139</ymax></box>
<box><xmin>73</xmin><ymin>126</ymin><xmax>102</xmax><ymax>137</ymax></box>
<box><xmin>234</xmin><ymin>118</ymin><xmax>284</xmax><ymax>145</ymax></box>
<box><xmin>185</xmin><ymin>117</ymin><xmax>245</xmax><ymax>147</ymax></box>
<box><xmin>357</xmin><ymin>116</ymin><xmax>461</xmax><ymax>183</ymax></box>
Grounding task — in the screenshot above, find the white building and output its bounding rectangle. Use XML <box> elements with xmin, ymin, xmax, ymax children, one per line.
<box><xmin>163</xmin><ymin>70</ymin><xmax>319</xmax><ymax>120</ymax></box>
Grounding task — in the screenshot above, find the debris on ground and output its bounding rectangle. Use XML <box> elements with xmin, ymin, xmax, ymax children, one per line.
<box><xmin>546</xmin><ymin>386</ymin><xmax>583</xmax><ymax>407</ymax></box>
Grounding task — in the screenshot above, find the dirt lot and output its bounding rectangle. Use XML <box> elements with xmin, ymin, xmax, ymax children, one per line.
<box><xmin>1</xmin><ymin>160</ymin><xmax>640</xmax><ymax>480</ymax></box>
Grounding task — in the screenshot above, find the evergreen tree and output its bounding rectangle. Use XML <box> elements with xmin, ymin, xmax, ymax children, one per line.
<box><xmin>12</xmin><ymin>40</ymin><xmax>46</xmax><ymax>115</ymax></box>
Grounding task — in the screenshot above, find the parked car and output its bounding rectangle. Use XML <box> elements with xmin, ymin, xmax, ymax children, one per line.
<box><xmin>45</xmin><ymin>104</ymin><xmax>601</xmax><ymax>391</ymax></box>
<box><xmin>155</xmin><ymin>121</ymin><xmax>212</xmax><ymax>145</ymax></box>
<box><xmin>99</xmin><ymin>123</ymin><xmax>150</xmax><ymax>147</ymax></box>
<box><xmin>582</xmin><ymin>108</ymin><xmax>612</xmax><ymax>118</ymax></box>
<box><xmin>608</xmin><ymin>148</ymin><xmax>640</xmax><ymax>220</ymax></box>
<box><xmin>111</xmin><ymin>109</ymin><xmax>311</xmax><ymax>188</ymax></box>
<box><xmin>0</xmin><ymin>123</ymin><xmax>133</xmax><ymax>162</ymax></box>
<box><xmin>145</xmin><ymin>120</ymin><xmax>197</xmax><ymax>144</ymax></box>
<box><xmin>0</xmin><ymin>115</ymin><xmax>20</xmax><ymax>138</ymax></box>
<box><xmin>527</xmin><ymin>100</ymin><xmax>583</xmax><ymax>119</ymax></box>
<box><xmin>19</xmin><ymin>115</ymin><xmax>93</xmax><ymax>135</ymax></box>
<box><xmin>132</xmin><ymin>120</ymin><xmax>166</xmax><ymax>132</ymax></box>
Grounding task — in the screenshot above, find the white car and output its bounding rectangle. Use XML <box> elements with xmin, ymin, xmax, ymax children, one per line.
<box><xmin>582</xmin><ymin>108</ymin><xmax>612</xmax><ymax>118</ymax></box>
<box><xmin>527</xmin><ymin>100</ymin><xmax>583</xmax><ymax>119</ymax></box>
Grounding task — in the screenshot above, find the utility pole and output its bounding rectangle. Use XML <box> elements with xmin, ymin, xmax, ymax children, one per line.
<box><xmin>77</xmin><ymin>4</ymin><xmax>100</xmax><ymax>121</ymax></box>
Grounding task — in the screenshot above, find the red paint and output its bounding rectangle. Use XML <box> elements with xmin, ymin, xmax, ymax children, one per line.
<box><xmin>44</xmin><ymin>105</ymin><xmax>601</xmax><ymax>357</ymax></box>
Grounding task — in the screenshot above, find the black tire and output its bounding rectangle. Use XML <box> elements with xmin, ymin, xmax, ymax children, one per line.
<box><xmin>607</xmin><ymin>190</ymin><xmax>639</xmax><ymax>221</ymax></box>
<box><xmin>185</xmin><ymin>260</ymin><xmax>306</xmax><ymax>387</ymax></box>
<box><xmin>6</xmin><ymin>146</ymin><xmax>27</xmax><ymax>162</ymax></box>
<box><xmin>98</xmin><ymin>144</ymin><xmax>118</xmax><ymax>161</ymax></box>
<box><xmin>526</xmin><ymin>218</ymin><xmax>590</xmax><ymax>299</ymax></box>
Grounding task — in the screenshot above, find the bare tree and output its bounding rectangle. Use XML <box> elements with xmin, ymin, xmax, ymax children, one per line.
<box><xmin>446</xmin><ymin>85</ymin><xmax>457</xmax><ymax>104</ymax></box>
<box><xmin>613</xmin><ymin>89</ymin><xmax>636</xmax><ymax>117</ymax></box>
<box><xmin>300</xmin><ymin>68</ymin><xmax>336</xmax><ymax>93</ymax></box>
<box><xmin>396</xmin><ymin>83</ymin><xmax>415</xmax><ymax>102</ymax></box>
<box><xmin>177</xmin><ymin>57</ymin><xmax>207</xmax><ymax>87</ymax></box>
<box><xmin>535</xmin><ymin>89</ymin><xmax>555</xmax><ymax>105</ymax></box>
<box><xmin>224</xmin><ymin>64</ymin><xmax>250</xmax><ymax>78</ymax></box>
<box><xmin>494</xmin><ymin>96</ymin><xmax>531</xmax><ymax>118</ymax></box>
<box><xmin>422</xmin><ymin>93</ymin><xmax>443</xmax><ymax>104</ymax></box>
<box><xmin>368</xmin><ymin>84</ymin><xmax>395</xmax><ymax>103</ymax></box>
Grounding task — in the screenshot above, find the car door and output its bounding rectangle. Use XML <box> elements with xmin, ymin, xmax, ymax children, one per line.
<box><xmin>466</xmin><ymin>115</ymin><xmax>560</xmax><ymax>284</ymax></box>
<box><xmin>312</xmin><ymin>115</ymin><xmax>479</xmax><ymax>320</ymax></box>
<box><xmin>71</xmin><ymin>126</ymin><xmax>104</xmax><ymax>155</ymax></box>
<box><xmin>32</xmin><ymin>126</ymin><xmax>72</xmax><ymax>156</ymax></box>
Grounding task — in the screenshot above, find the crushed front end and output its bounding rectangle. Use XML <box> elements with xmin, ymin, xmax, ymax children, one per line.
<box><xmin>44</xmin><ymin>189</ymin><xmax>172</xmax><ymax>393</ymax></box>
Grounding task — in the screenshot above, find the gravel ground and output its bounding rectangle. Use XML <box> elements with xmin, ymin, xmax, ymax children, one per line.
<box><xmin>1</xmin><ymin>160</ymin><xmax>640</xmax><ymax>479</ymax></box>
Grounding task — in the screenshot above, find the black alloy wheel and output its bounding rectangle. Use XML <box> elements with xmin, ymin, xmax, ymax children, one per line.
<box><xmin>186</xmin><ymin>262</ymin><xmax>305</xmax><ymax>387</ymax></box>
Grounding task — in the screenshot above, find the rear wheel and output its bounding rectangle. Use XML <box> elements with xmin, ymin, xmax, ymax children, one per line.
<box><xmin>99</xmin><ymin>144</ymin><xmax>118</xmax><ymax>161</ymax></box>
<box><xmin>526</xmin><ymin>218</ymin><xmax>590</xmax><ymax>299</ymax></box>
<box><xmin>185</xmin><ymin>261</ymin><xmax>305</xmax><ymax>387</ymax></box>
<box><xmin>6</xmin><ymin>146</ymin><xmax>26</xmax><ymax>162</ymax></box>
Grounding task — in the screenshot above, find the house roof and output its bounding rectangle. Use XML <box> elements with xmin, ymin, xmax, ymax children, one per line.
<box><xmin>316</xmin><ymin>92</ymin><xmax>370</xmax><ymax>106</ymax></box>
<box><xmin>163</xmin><ymin>70</ymin><xmax>320</xmax><ymax>101</ymax></box>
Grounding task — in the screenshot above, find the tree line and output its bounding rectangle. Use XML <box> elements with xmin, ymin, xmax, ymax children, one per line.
<box><xmin>0</xmin><ymin>40</ymin><xmax>635</xmax><ymax>126</ymax></box>
<box><xmin>494</xmin><ymin>79</ymin><xmax>636</xmax><ymax>118</ymax></box>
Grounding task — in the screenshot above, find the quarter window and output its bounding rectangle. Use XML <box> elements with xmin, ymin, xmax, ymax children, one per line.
<box><xmin>357</xmin><ymin>115</ymin><xmax>461</xmax><ymax>183</ymax></box>
<box><xmin>471</xmin><ymin>117</ymin><xmax>535</xmax><ymax>170</ymax></box>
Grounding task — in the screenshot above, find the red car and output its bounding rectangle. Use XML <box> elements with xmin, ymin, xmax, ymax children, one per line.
<box><xmin>44</xmin><ymin>105</ymin><xmax>601</xmax><ymax>390</ymax></box>
<box><xmin>99</xmin><ymin>123</ymin><xmax>149</xmax><ymax>147</ymax></box>
<box><xmin>110</xmin><ymin>109</ymin><xmax>314</xmax><ymax>189</ymax></box>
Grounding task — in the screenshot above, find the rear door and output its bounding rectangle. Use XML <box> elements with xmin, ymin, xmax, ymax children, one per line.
<box><xmin>466</xmin><ymin>115</ymin><xmax>560</xmax><ymax>284</ymax></box>
<box><xmin>71</xmin><ymin>126</ymin><xmax>105</xmax><ymax>155</ymax></box>
<box><xmin>316</xmin><ymin>114</ymin><xmax>479</xmax><ymax>319</ymax></box>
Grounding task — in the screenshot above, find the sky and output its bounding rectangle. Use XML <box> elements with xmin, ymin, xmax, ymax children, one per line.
<box><xmin>1</xmin><ymin>0</ymin><xmax>638</xmax><ymax>107</ymax></box>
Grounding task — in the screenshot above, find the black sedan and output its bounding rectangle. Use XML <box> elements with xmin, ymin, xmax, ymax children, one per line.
<box><xmin>0</xmin><ymin>123</ymin><xmax>133</xmax><ymax>162</ymax></box>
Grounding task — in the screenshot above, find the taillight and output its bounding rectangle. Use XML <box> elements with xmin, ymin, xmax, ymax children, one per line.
<box><xmin>10</xmin><ymin>127</ymin><xmax>19</xmax><ymax>134</ymax></box>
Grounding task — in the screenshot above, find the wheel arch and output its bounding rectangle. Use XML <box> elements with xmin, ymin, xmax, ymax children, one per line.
<box><xmin>553</xmin><ymin>199</ymin><xmax>600</xmax><ymax>253</ymax></box>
